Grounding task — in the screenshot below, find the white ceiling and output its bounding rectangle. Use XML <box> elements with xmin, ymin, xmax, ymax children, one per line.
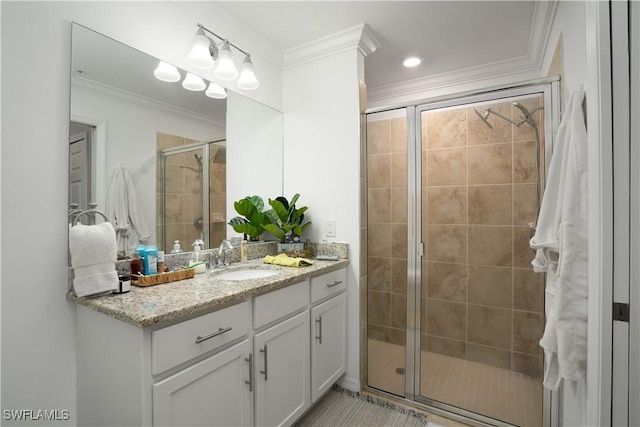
<box><xmin>215</xmin><ymin>1</ymin><xmax>540</xmax><ymax>90</ymax></box>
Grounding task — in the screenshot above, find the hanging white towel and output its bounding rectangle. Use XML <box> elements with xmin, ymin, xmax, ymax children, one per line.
<box><xmin>105</xmin><ymin>165</ymin><xmax>150</xmax><ymax>255</ymax></box>
<box><xmin>69</xmin><ymin>222</ymin><xmax>118</xmax><ymax>297</ymax></box>
<box><xmin>530</xmin><ymin>89</ymin><xmax>588</xmax><ymax>390</ymax></box>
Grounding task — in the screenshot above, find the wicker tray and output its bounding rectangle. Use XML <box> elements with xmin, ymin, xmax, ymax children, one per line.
<box><xmin>132</xmin><ymin>269</ymin><xmax>195</xmax><ymax>287</ymax></box>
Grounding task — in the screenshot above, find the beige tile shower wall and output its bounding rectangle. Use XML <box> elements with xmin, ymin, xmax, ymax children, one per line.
<box><xmin>367</xmin><ymin>116</ymin><xmax>408</xmax><ymax>347</ymax></box>
<box><xmin>366</xmin><ymin>96</ymin><xmax>545</xmax><ymax>378</ymax></box>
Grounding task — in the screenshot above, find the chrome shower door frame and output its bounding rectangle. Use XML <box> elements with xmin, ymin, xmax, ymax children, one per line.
<box><xmin>402</xmin><ymin>80</ymin><xmax>560</xmax><ymax>426</ymax></box>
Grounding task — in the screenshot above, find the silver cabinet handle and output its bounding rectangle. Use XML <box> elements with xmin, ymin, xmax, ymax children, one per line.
<box><xmin>316</xmin><ymin>316</ymin><xmax>323</xmax><ymax>344</ymax></box>
<box><xmin>326</xmin><ymin>280</ymin><xmax>342</xmax><ymax>288</ymax></box>
<box><xmin>244</xmin><ymin>353</ymin><xmax>253</xmax><ymax>392</ymax></box>
<box><xmin>260</xmin><ymin>345</ymin><xmax>268</xmax><ymax>381</ymax></box>
<box><xmin>195</xmin><ymin>326</ymin><xmax>232</xmax><ymax>344</ymax></box>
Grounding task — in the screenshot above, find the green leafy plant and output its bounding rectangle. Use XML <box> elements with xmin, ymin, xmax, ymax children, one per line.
<box><xmin>264</xmin><ymin>193</ymin><xmax>312</xmax><ymax>243</ymax></box>
<box><xmin>228</xmin><ymin>195</ymin><xmax>269</xmax><ymax>241</ymax></box>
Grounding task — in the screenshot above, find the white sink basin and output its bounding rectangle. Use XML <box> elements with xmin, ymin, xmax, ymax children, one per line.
<box><xmin>214</xmin><ymin>269</ymin><xmax>280</xmax><ymax>281</ymax></box>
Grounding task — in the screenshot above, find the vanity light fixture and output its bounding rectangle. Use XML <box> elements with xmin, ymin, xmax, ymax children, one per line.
<box><xmin>153</xmin><ymin>61</ymin><xmax>181</xmax><ymax>82</ymax></box>
<box><xmin>187</xmin><ymin>28</ymin><xmax>215</xmax><ymax>69</ymax></box>
<box><xmin>182</xmin><ymin>72</ymin><xmax>206</xmax><ymax>91</ymax></box>
<box><xmin>205</xmin><ymin>82</ymin><xmax>227</xmax><ymax>99</ymax></box>
<box><xmin>402</xmin><ymin>55</ymin><xmax>422</xmax><ymax>68</ymax></box>
<box><xmin>188</xmin><ymin>23</ymin><xmax>260</xmax><ymax>90</ymax></box>
<box><xmin>236</xmin><ymin>55</ymin><xmax>260</xmax><ymax>90</ymax></box>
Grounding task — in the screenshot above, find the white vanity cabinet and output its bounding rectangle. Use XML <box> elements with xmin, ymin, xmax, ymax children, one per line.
<box><xmin>253</xmin><ymin>280</ymin><xmax>311</xmax><ymax>426</ymax></box>
<box><xmin>310</xmin><ymin>269</ymin><xmax>347</xmax><ymax>402</ymax></box>
<box><xmin>153</xmin><ymin>339</ymin><xmax>253</xmax><ymax>427</ymax></box>
<box><xmin>151</xmin><ymin>301</ymin><xmax>253</xmax><ymax>427</ymax></box>
<box><xmin>75</xmin><ymin>265</ymin><xmax>348</xmax><ymax>427</ymax></box>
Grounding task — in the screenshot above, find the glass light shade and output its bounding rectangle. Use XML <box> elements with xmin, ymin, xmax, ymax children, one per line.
<box><xmin>236</xmin><ymin>55</ymin><xmax>260</xmax><ymax>90</ymax></box>
<box><xmin>153</xmin><ymin>61</ymin><xmax>181</xmax><ymax>82</ymax></box>
<box><xmin>205</xmin><ymin>82</ymin><xmax>227</xmax><ymax>99</ymax></box>
<box><xmin>182</xmin><ymin>73</ymin><xmax>206</xmax><ymax>91</ymax></box>
<box><xmin>187</xmin><ymin>29</ymin><xmax>214</xmax><ymax>69</ymax></box>
<box><xmin>214</xmin><ymin>41</ymin><xmax>239</xmax><ymax>80</ymax></box>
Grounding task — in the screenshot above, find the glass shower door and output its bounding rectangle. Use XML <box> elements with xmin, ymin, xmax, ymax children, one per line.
<box><xmin>417</xmin><ymin>94</ymin><xmax>546</xmax><ymax>426</ymax></box>
<box><xmin>366</xmin><ymin>108</ymin><xmax>409</xmax><ymax>397</ymax></box>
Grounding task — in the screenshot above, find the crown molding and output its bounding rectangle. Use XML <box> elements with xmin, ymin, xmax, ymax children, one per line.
<box><xmin>284</xmin><ymin>23</ymin><xmax>380</xmax><ymax>69</ymax></box>
<box><xmin>368</xmin><ymin>0</ymin><xmax>558</xmax><ymax>104</ymax></box>
<box><xmin>72</xmin><ymin>77</ymin><xmax>224</xmax><ymax>128</ymax></box>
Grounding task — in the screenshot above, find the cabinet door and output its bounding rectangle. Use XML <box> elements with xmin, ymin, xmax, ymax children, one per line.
<box><xmin>255</xmin><ymin>310</ymin><xmax>310</xmax><ymax>427</ymax></box>
<box><xmin>311</xmin><ymin>293</ymin><xmax>347</xmax><ymax>402</ymax></box>
<box><xmin>153</xmin><ymin>340</ymin><xmax>253</xmax><ymax>427</ymax></box>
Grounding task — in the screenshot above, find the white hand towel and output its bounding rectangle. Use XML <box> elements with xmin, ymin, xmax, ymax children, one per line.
<box><xmin>69</xmin><ymin>222</ymin><xmax>118</xmax><ymax>297</ymax></box>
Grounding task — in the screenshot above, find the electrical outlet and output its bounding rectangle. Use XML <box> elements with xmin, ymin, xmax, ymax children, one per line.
<box><xmin>326</xmin><ymin>219</ymin><xmax>336</xmax><ymax>237</ymax></box>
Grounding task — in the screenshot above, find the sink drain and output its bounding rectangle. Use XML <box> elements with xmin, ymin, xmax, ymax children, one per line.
<box><xmin>395</xmin><ymin>367</ymin><xmax>405</xmax><ymax>375</ymax></box>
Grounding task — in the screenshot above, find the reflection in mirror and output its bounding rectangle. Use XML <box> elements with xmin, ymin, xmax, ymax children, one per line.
<box><xmin>157</xmin><ymin>135</ymin><xmax>227</xmax><ymax>253</ymax></box>
<box><xmin>68</xmin><ymin>23</ymin><xmax>283</xmax><ymax>257</ymax></box>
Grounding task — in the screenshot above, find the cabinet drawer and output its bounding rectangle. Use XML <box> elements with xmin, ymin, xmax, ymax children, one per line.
<box><xmin>152</xmin><ymin>301</ymin><xmax>250</xmax><ymax>375</ymax></box>
<box><xmin>253</xmin><ymin>280</ymin><xmax>309</xmax><ymax>329</ymax></box>
<box><xmin>311</xmin><ymin>268</ymin><xmax>346</xmax><ymax>303</ymax></box>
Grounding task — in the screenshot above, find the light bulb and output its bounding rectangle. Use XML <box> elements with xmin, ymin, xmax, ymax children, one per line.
<box><xmin>205</xmin><ymin>82</ymin><xmax>227</xmax><ymax>99</ymax></box>
<box><xmin>182</xmin><ymin>73</ymin><xmax>206</xmax><ymax>91</ymax></box>
<box><xmin>187</xmin><ymin>29</ymin><xmax>214</xmax><ymax>69</ymax></box>
<box><xmin>214</xmin><ymin>40</ymin><xmax>239</xmax><ymax>80</ymax></box>
<box><xmin>153</xmin><ymin>61</ymin><xmax>181</xmax><ymax>82</ymax></box>
<box><xmin>236</xmin><ymin>55</ymin><xmax>260</xmax><ymax>90</ymax></box>
<box><xmin>402</xmin><ymin>55</ymin><xmax>422</xmax><ymax>68</ymax></box>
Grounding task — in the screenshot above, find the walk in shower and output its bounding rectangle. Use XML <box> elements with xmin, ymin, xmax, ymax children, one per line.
<box><xmin>157</xmin><ymin>132</ymin><xmax>227</xmax><ymax>251</ymax></box>
<box><xmin>365</xmin><ymin>83</ymin><xmax>557</xmax><ymax>426</ymax></box>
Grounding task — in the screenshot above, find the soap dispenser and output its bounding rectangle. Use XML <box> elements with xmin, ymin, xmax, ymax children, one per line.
<box><xmin>170</xmin><ymin>240</ymin><xmax>183</xmax><ymax>254</ymax></box>
<box><xmin>189</xmin><ymin>239</ymin><xmax>206</xmax><ymax>274</ymax></box>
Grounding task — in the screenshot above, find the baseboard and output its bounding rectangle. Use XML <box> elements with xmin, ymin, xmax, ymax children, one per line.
<box><xmin>337</xmin><ymin>376</ymin><xmax>360</xmax><ymax>392</ymax></box>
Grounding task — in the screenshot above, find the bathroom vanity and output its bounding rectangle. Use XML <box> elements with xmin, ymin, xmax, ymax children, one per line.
<box><xmin>70</xmin><ymin>259</ymin><xmax>348</xmax><ymax>426</ymax></box>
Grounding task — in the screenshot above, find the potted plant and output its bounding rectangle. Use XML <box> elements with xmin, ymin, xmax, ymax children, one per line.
<box><xmin>228</xmin><ymin>195</ymin><xmax>269</xmax><ymax>241</ymax></box>
<box><xmin>264</xmin><ymin>193</ymin><xmax>312</xmax><ymax>253</ymax></box>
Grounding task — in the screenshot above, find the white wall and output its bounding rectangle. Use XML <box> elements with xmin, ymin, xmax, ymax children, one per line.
<box><xmin>543</xmin><ymin>0</ymin><xmax>587</xmax><ymax>105</ymax></box>
<box><xmin>542</xmin><ymin>2</ymin><xmax>589</xmax><ymax>426</ymax></box>
<box><xmin>283</xmin><ymin>50</ymin><xmax>364</xmax><ymax>390</ymax></box>
<box><xmin>0</xmin><ymin>2</ymin><xmax>281</xmax><ymax>423</ymax></box>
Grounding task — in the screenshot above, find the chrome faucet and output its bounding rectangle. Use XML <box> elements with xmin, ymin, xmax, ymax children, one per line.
<box><xmin>213</xmin><ymin>239</ymin><xmax>234</xmax><ymax>267</ymax></box>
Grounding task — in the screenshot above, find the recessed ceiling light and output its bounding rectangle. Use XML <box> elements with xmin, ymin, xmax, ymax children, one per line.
<box><xmin>403</xmin><ymin>56</ymin><xmax>422</xmax><ymax>68</ymax></box>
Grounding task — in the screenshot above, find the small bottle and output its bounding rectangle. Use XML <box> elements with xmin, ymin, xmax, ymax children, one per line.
<box><xmin>144</xmin><ymin>245</ymin><xmax>158</xmax><ymax>275</ymax></box>
<box><xmin>130</xmin><ymin>245</ymin><xmax>145</xmax><ymax>276</ymax></box>
<box><xmin>157</xmin><ymin>250</ymin><xmax>166</xmax><ymax>273</ymax></box>
<box><xmin>241</xmin><ymin>240</ymin><xmax>248</xmax><ymax>262</ymax></box>
<box><xmin>170</xmin><ymin>240</ymin><xmax>183</xmax><ymax>254</ymax></box>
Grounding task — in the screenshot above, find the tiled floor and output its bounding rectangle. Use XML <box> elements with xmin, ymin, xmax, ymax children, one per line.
<box><xmin>368</xmin><ymin>340</ymin><xmax>542</xmax><ymax>426</ymax></box>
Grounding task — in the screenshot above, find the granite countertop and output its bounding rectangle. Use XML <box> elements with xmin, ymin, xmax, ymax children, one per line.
<box><xmin>67</xmin><ymin>258</ymin><xmax>349</xmax><ymax>329</ymax></box>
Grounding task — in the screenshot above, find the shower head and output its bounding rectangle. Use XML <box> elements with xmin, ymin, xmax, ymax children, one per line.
<box><xmin>474</xmin><ymin>108</ymin><xmax>493</xmax><ymax>129</ymax></box>
<box><xmin>513</xmin><ymin>102</ymin><xmax>530</xmax><ymax>117</ymax></box>
<box><xmin>513</xmin><ymin>102</ymin><xmax>542</xmax><ymax>127</ymax></box>
<box><xmin>194</xmin><ymin>153</ymin><xmax>203</xmax><ymax>170</ymax></box>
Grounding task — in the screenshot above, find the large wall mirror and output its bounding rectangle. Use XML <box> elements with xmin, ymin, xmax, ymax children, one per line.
<box><xmin>69</xmin><ymin>23</ymin><xmax>283</xmax><ymax>257</ymax></box>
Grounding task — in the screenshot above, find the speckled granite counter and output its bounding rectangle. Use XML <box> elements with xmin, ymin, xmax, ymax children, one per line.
<box><xmin>67</xmin><ymin>258</ymin><xmax>349</xmax><ymax>329</ymax></box>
